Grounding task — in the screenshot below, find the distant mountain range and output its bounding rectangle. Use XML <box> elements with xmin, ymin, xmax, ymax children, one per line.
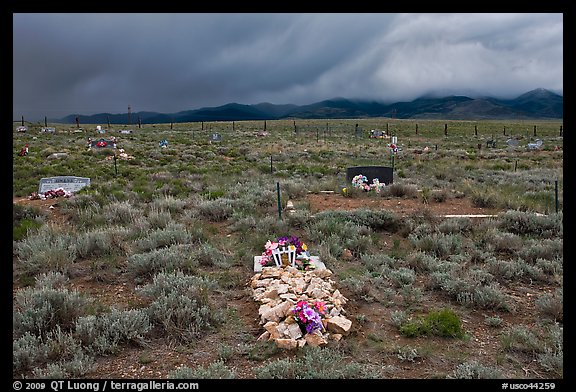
<box><xmin>56</xmin><ymin>88</ymin><xmax>563</xmax><ymax>124</ymax></box>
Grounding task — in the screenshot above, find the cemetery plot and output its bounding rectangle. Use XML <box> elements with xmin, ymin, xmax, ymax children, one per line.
<box><xmin>88</xmin><ymin>137</ymin><xmax>117</xmax><ymax>149</ymax></box>
<box><xmin>38</xmin><ymin>176</ymin><xmax>91</xmax><ymax>194</ymax></box>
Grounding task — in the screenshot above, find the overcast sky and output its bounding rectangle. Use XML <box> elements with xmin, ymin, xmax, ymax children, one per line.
<box><xmin>13</xmin><ymin>13</ymin><xmax>563</xmax><ymax>121</ymax></box>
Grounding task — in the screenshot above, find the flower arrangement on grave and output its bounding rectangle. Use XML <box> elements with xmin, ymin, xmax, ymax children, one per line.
<box><xmin>292</xmin><ymin>300</ymin><xmax>327</xmax><ymax>334</ymax></box>
<box><xmin>259</xmin><ymin>235</ymin><xmax>314</xmax><ymax>270</ymax></box>
<box><xmin>351</xmin><ymin>174</ymin><xmax>385</xmax><ymax>193</ymax></box>
<box><xmin>29</xmin><ymin>187</ymin><xmax>73</xmax><ymax>200</ymax></box>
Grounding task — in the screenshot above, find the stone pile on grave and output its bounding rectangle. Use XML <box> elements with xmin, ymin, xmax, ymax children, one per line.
<box><xmin>16</xmin><ymin>126</ymin><xmax>28</xmax><ymax>133</ymax></box>
<box><xmin>249</xmin><ymin>266</ymin><xmax>352</xmax><ymax>349</ymax></box>
<box><xmin>41</xmin><ymin>127</ymin><xmax>56</xmax><ymax>133</ymax></box>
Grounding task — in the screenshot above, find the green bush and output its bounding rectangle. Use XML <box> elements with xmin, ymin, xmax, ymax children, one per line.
<box><xmin>399</xmin><ymin>308</ymin><xmax>465</xmax><ymax>338</ymax></box>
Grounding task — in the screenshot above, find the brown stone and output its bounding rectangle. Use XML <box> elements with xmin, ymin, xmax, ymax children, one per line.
<box><xmin>275</xmin><ymin>338</ymin><xmax>298</xmax><ymax>349</ymax></box>
<box><xmin>305</xmin><ymin>333</ymin><xmax>328</xmax><ymax>347</ymax></box>
<box><xmin>326</xmin><ymin>315</ymin><xmax>352</xmax><ymax>335</ymax></box>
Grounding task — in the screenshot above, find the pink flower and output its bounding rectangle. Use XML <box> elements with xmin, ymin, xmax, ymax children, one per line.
<box><xmin>265</xmin><ymin>241</ymin><xmax>278</xmax><ymax>251</ymax></box>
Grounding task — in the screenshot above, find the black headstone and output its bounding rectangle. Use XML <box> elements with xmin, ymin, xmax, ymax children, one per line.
<box><xmin>346</xmin><ymin>166</ymin><xmax>394</xmax><ymax>185</ymax></box>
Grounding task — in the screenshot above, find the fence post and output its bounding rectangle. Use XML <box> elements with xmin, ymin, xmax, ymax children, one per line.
<box><xmin>415</xmin><ymin>123</ymin><xmax>418</xmax><ymax>135</ymax></box>
<box><xmin>277</xmin><ymin>182</ymin><xmax>282</xmax><ymax>220</ymax></box>
<box><xmin>555</xmin><ymin>180</ymin><xmax>559</xmax><ymax>213</ymax></box>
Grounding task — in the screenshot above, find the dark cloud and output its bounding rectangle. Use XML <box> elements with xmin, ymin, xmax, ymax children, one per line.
<box><xmin>13</xmin><ymin>13</ymin><xmax>563</xmax><ymax>121</ymax></box>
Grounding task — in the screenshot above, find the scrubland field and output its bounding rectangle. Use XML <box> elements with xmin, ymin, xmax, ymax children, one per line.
<box><xmin>12</xmin><ymin>118</ymin><xmax>563</xmax><ymax>380</ymax></box>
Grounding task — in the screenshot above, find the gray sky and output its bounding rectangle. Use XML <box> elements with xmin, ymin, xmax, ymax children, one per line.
<box><xmin>13</xmin><ymin>13</ymin><xmax>563</xmax><ymax>121</ymax></box>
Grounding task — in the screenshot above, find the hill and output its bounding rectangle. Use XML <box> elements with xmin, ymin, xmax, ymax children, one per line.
<box><xmin>55</xmin><ymin>88</ymin><xmax>563</xmax><ymax>124</ymax></box>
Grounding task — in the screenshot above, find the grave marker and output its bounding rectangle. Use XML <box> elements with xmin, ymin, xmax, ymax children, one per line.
<box><xmin>38</xmin><ymin>176</ymin><xmax>90</xmax><ymax>194</ymax></box>
<box><xmin>16</xmin><ymin>126</ymin><xmax>28</xmax><ymax>133</ymax></box>
<box><xmin>210</xmin><ymin>133</ymin><xmax>222</xmax><ymax>143</ymax></box>
<box><xmin>89</xmin><ymin>138</ymin><xmax>117</xmax><ymax>148</ymax></box>
<box><xmin>346</xmin><ymin>166</ymin><xmax>394</xmax><ymax>185</ymax></box>
<box><xmin>41</xmin><ymin>127</ymin><xmax>56</xmax><ymax>133</ymax></box>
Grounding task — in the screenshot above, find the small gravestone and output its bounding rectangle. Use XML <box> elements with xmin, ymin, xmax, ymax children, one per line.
<box><xmin>16</xmin><ymin>126</ymin><xmax>27</xmax><ymax>132</ymax></box>
<box><xmin>38</xmin><ymin>176</ymin><xmax>90</xmax><ymax>194</ymax></box>
<box><xmin>89</xmin><ymin>138</ymin><xmax>117</xmax><ymax>149</ymax></box>
<box><xmin>210</xmin><ymin>133</ymin><xmax>222</xmax><ymax>143</ymax></box>
<box><xmin>41</xmin><ymin>127</ymin><xmax>56</xmax><ymax>133</ymax></box>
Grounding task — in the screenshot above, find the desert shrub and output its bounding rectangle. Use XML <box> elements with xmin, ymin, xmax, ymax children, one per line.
<box><xmin>149</xmin><ymin>195</ymin><xmax>187</xmax><ymax>214</ymax></box>
<box><xmin>305</xmin><ymin>215</ymin><xmax>373</xmax><ymax>257</ymax></box>
<box><xmin>191</xmin><ymin>242</ymin><xmax>228</xmax><ymax>267</ymax></box>
<box><xmin>437</xmin><ymin>217</ymin><xmax>473</xmax><ymax>234</ymax></box>
<box><xmin>13</xmin><ymin>203</ymin><xmax>45</xmax><ymax>241</ymax></box>
<box><xmin>74</xmin><ymin>226</ymin><xmax>131</xmax><ymax>258</ymax></box>
<box><xmin>448</xmin><ymin>360</ymin><xmax>503</xmax><ymax>379</ymax></box>
<box><xmin>32</xmin><ymin>363</ymin><xmax>68</xmax><ymax>379</ymax></box>
<box><xmin>339</xmin><ymin>274</ymin><xmax>373</xmax><ymax>300</ymax></box>
<box><xmin>500</xmin><ymin>325</ymin><xmax>545</xmax><ymax>354</ymax></box>
<box><xmin>534</xmin><ymin>258</ymin><xmax>563</xmax><ymax>277</ymax></box>
<box><xmin>384</xmin><ymin>183</ymin><xmax>419</xmax><ymax>198</ymax></box>
<box><xmin>517</xmin><ymin>238</ymin><xmax>563</xmax><ymax>263</ymax></box>
<box><xmin>489</xmin><ymin>231</ymin><xmax>524</xmax><ymax>255</ymax></box>
<box><xmin>134</xmin><ymin>222</ymin><xmax>202</xmax><ymax>252</ymax></box>
<box><xmin>313</xmin><ymin>209</ymin><xmax>404</xmax><ymax>233</ymax></box>
<box><xmin>168</xmin><ymin>360</ymin><xmax>235</xmax><ymax>379</ymax></box>
<box><xmin>399</xmin><ymin>308</ymin><xmax>465</xmax><ymax>338</ymax></box>
<box><xmin>497</xmin><ymin>210</ymin><xmax>562</xmax><ymax>238</ymax></box>
<box><xmin>13</xmin><ymin>279</ymin><xmax>89</xmax><ymax>339</ymax></box>
<box><xmin>535</xmin><ymin>288</ymin><xmax>563</xmax><ymax>322</ymax></box>
<box><xmin>404</xmin><ymin>251</ymin><xmax>438</xmax><ymax>272</ymax></box>
<box><xmin>146</xmin><ymin>206</ymin><xmax>173</xmax><ymax>229</ymax></box>
<box><xmin>486</xmin><ymin>258</ymin><xmax>524</xmax><ymax>281</ymax></box>
<box><xmin>484</xmin><ymin>316</ymin><xmax>504</xmax><ymax>328</ymax></box>
<box><xmin>360</xmin><ymin>253</ymin><xmax>398</xmax><ymax>273</ymax></box>
<box><xmin>470</xmin><ymin>190</ymin><xmax>498</xmax><ymax>208</ymax></box>
<box><xmin>15</xmin><ymin>225</ymin><xmax>78</xmax><ymax>275</ymax></box>
<box><xmin>13</xmin><ymin>332</ymin><xmax>50</xmax><ymax>373</ymax></box>
<box><xmin>138</xmin><ymin>271</ymin><xmax>221</xmax><ymax>343</ymax></box>
<box><xmin>101</xmin><ymin>200</ymin><xmax>141</xmax><ymax>225</ymax></box>
<box><xmin>195</xmin><ymin>198</ymin><xmax>236</xmax><ymax>222</ymax></box>
<box><xmin>254</xmin><ymin>346</ymin><xmax>380</xmax><ymax>379</ymax></box>
<box><xmin>390</xmin><ymin>310</ymin><xmax>408</xmax><ymax>328</ymax></box>
<box><xmin>128</xmin><ymin>244</ymin><xmax>196</xmax><ymax>280</ymax></box>
<box><xmin>397</xmin><ymin>346</ymin><xmax>421</xmax><ymax>362</ymax></box>
<box><xmin>408</xmin><ymin>232</ymin><xmax>463</xmax><ymax>259</ymax></box>
<box><xmin>388</xmin><ymin>267</ymin><xmax>416</xmax><ymax>287</ymax></box>
<box><xmin>74</xmin><ymin>308</ymin><xmax>151</xmax><ymax>355</ymax></box>
<box><xmin>400</xmin><ymin>285</ymin><xmax>423</xmax><ymax>307</ymax></box>
<box><xmin>462</xmin><ymin>284</ymin><xmax>510</xmax><ymax>311</ymax></box>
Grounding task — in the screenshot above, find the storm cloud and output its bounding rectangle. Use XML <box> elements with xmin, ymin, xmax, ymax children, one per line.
<box><xmin>13</xmin><ymin>13</ymin><xmax>563</xmax><ymax>121</ymax></box>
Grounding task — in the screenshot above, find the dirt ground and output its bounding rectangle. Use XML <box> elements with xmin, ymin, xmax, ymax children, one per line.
<box><xmin>13</xmin><ymin>195</ymin><xmax>557</xmax><ymax>380</ymax></box>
